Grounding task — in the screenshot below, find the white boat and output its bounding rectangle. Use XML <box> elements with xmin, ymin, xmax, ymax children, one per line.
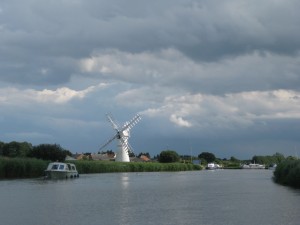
<box><xmin>268</xmin><ymin>164</ymin><xmax>277</xmax><ymax>170</ymax></box>
<box><xmin>242</xmin><ymin>163</ymin><xmax>265</xmax><ymax>169</ymax></box>
<box><xmin>44</xmin><ymin>162</ymin><xmax>79</xmax><ymax>179</ymax></box>
<box><xmin>206</xmin><ymin>163</ymin><xmax>222</xmax><ymax>170</ymax></box>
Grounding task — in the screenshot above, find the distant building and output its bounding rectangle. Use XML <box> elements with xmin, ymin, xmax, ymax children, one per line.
<box><xmin>73</xmin><ymin>153</ymin><xmax>84</xmax><ymax>160</ymax></box>
<box><xmin>140</xmin><ymin>154</ymin><xmax>151</xmax><ymax>162</ymax></box>
<box><xmin>71</xmin><ymin>153</ymin><xmax>92</xmax><ymax>160</ymax></box>
<box><xmin>91</xmin><ymin>153</ymin><xmax>115</xmax><ymax>161</ymax></box>
<box><xmin>130</xmin><ymin>155</ymin><xmax>151</xmax><ymax>162</ymax></box>
<box><xmin>65</xmin><ymin>155</ymin><xmax>76</xmax><ymax>161</ymax></box>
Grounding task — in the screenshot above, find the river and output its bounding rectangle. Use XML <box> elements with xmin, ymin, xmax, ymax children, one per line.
<box><xmin>0</xmin><ymin>170</ymin><xmax>299</xmax><ymax>225</ymax></box>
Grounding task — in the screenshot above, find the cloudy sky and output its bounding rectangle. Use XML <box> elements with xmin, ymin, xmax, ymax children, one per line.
<box><xmin>1</xmin><ymin>0</ymin><xmax>300</xmax><ymax>159</ymax></box>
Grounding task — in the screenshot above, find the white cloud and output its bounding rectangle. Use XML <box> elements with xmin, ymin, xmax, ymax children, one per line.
<box><xmin>78</xmin><ymin>48</ymin><xmax>300</xmax><ymax>95</ymax></box>
<box><xmin>170</xmin><ymin>114</ymin><xmax>192</xmax><ymax>127</ymax></box>
<box><xmin>0</xmin><ymin>83</ymin><xmax>107</xmax><ymax>105</ymax></box>
<box><xmin>142</xmin><ymin>89</ymin><xmax>300</xmax><ymax>129</ymax></box>
<box><xmin>35</xmin><ymin>86</ymin><xmax>93</xmax><ymax>103</ymax></box>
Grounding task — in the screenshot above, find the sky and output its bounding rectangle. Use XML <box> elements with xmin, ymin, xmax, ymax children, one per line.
<box><xmin>1</xmin><ymin>0</ymin><xmax>300</xmax><ymax>159</ymax></box>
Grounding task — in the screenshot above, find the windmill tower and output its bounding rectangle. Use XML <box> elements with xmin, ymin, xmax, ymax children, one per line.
<box><xmin>99</xmin><ymin>113</ymin><xmax>141</xmax><ymax>162</ymax></box>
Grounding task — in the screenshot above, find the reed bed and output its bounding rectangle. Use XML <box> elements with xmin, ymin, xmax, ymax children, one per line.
<box><xmin>72</xmin><ymin>160</ymin><xmax>201</xmax><ymax>174</ymax></box>
<box><xmin>0</xmin><ymin>157</ymin><xmax>48</xmax><ymax>179</ymax></box>
<box><xmin>273</xmin><ymin>159</ymin><xmax>300</xmax><ymax>188</ymax></box>
<box><xmin>0</xmin><ymin>157</ymin><xmax>201</xmax><ymax>179</ymax></box>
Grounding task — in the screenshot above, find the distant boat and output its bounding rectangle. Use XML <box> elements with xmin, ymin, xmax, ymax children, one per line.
<box><xmin>44</xmin><ymin>162</ymin><xmax>79</xmax><ymax>179</ymax></box>
<box><xmin>242</xmin><ymin>163</ymin><xmax>265</xmax><ymax>169</ymax></box>
<box><xmin>268</xmin><ymin>164</ymin><xmax>277</xmax><ymax>170</ymax></box>
<box><xmin>206</xmin><ymin>163</ymin><xmax>222</xmax><ymax>170</ymax></box>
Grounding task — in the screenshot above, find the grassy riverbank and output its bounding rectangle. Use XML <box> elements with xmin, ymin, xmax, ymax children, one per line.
<box><xmin>273</xmin><ymin>159</ymin><xmax>300</xmax><ymax>188</ymax></box>
<box><xmin>0</xmin><ymin>157</ymin><xmax>202</xmax><ymax>179</ymax></box>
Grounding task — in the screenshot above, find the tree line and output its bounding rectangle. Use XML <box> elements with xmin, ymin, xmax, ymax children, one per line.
<box><xmin>157</xmin><ymin>150</ymin><xmax>295</xmax><ymax>168</ymax></box>
<box><xmin>0</xmin><ymin>140</ymin><xmax>294</xmax><ymax>166</ymax></box>
<box><xmin>0</xmin><ymin>141</ymin><xmax>71</xmax><ymax>162</ymax></box>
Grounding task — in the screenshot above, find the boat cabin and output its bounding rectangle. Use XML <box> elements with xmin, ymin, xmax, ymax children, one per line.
<box><xmin>46</xmin><ymin>163</ymin><xmax>76</xmax><ymax>172</ymax></box>
<box><xmin>45</xmin><ymin>162</ymin><xmax>79</xmax><ymax>179</ymax></box>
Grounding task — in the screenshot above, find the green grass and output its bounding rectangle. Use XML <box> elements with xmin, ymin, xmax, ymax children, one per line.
<box><xmin>273</xmin><ymin>159</ymin><xmax>300</xmax><ymax>188</ymax></box>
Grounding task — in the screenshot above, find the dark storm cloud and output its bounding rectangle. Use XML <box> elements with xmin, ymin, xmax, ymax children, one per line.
<box><xmin>1</xmin><ymin>0</ymin><xmax>300</xmax><ymax>86</ymax></box>
<box><xmin>1</xmin><ymin>0</ymin><xmax>300</xmax><ymax>158</ymax></box>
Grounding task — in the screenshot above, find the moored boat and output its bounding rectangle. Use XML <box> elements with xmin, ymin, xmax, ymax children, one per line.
<box><xmin>268</xmin><ymin>163</ymin><xmax>277</xmax><ymax>170</ymax></box>
<box><xmin>206</xmin><ymin>163</ymin><xmax>222</xmax><ymax>170</ymax></box>
<box><xmin>242</xmin><ymin>163</ymin><xmax>265</xmax><ymax>169</ymax></box>
<box><xmin>44</xmin><ymin>162</ymin><xmax>79</xmax><ymax>179</ymax></box>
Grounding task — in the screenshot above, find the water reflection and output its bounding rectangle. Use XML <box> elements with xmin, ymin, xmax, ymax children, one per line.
<box><xmin>0</xmin><ymin>171</ymin><xmax>299</xmax><ymax>225</ymax></box>
<box><xmin>120</xmin><ymin>173</ymin><xmax>130</xmax><ymax>189</ymax></box>
<box><xmin>117</xmin><ymin>173</ymin><xmax>131</xmax><ymax>208</ymax></box>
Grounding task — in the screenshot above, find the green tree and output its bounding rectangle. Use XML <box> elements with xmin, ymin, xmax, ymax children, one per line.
<box><xmin>252</xmin><ymin>153</ymin><xmax>286</xmax><ymax>165</ymax></box>
<box><xmin>0</xmin><ymin>141</ymin><xmax>4</xmax><ymax>156</ymax></box>
<box><xmin>198</xmin><ymin>152</ymin><xmax>216</xmax><ymax>163</ymax></box>
<box><xmin>1</xmin><ymin>141</ymin><xmax>32</xmax><ymax>157</ymax></box>
<box><xmin>129</xmin><ymin>152</ymin><xmax>135</xmax><ymax>157</ymax></box>
<box><xmin>230</xmin><ymin>156</ymin><xmax>240</xmax><ymax>162</ymax></box>
<box><xmin>28</xmin><ymin>144</ymin><xmax>71</xmax><ymax>162</ymax></box>
<box><xmin>17</xmin><ymin>142</ymin><xmax>33</xmax><ymax>157</ymax></box>
<box><xmin>159</xmin><ymin>150</ymin><xmax>180</xmax><ymax>163</ymax></box>
<box><xmin>273</xmin><ymin>152</ymin><xmax>285</xmax><ymax>164</ymax></box>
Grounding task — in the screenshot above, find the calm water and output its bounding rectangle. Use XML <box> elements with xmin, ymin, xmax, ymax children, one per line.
<box><xmin>0</xmin><ymin>170</ymin><xmax>299</xmax><ymax>225</ymax></box>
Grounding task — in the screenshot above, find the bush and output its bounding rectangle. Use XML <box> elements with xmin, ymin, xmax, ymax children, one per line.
<box><xmin>159</xmin><ymin>150</ymin><xmax>180</xmax><ymax>163</ymax></box>
<box><xmin>198</xmin><ymin>152</ymin><xmax>216</xmax><ymax>163</ymax></box>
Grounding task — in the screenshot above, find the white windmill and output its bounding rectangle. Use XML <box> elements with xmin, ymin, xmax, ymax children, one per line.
<box><xmin>99</xmin><ymin>113</ymin><xmax>141</xmax><ymax>162</ymax></box>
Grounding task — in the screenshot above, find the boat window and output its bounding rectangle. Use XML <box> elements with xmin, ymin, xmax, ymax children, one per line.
<box><xmin>71</xmin><ymin>166</ymin><xmax>75</xmax><ymax>170</ymax></box>
<box><xmin>51</xmin><ymin>164</ymin><xmax>59</xmax><ymax>170</ymax></box>
<box><xmin>59</xmin><ymin>165</ymin><xmax>65</xmax><ymax>170</ymax></box>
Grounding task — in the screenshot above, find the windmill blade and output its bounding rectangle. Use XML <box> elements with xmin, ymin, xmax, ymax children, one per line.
<box><xmin>120</xmin><ymin>141</ymin><xmax>129</xmax><ymax>154</ymax></box>
<box><xmin>99</xmin><ymin>133</ymin><xmax>118</xmax><ymax>151</ymax></box>
<box><xmin>120</xmin><ymin>114</ymin><xmax>141</xmax><ymax>132</ymax></box>
<box><xmin>119</xmin><ymin>138</ymin><xmax>133</xmax><ymax>154</ymax></box>
<box><xmin>126</xmin><ymin>141</ymin><xmax>134</xmax><ymax>153</ymax></box>
<box><xmin>106</xmin><ymin>113</ymin><xmax>120</xmax><ymax>131</ymax></box>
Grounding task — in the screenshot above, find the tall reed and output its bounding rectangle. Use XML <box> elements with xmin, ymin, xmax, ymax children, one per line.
<box><xmin>0</xmin><ymin>157</ymin><xmax>48</xmax><ymax>179</ymax></box>
<box><xmin>0</xmin><ymin>157</ymin><xmax>202</xmax><ymax>179</ymax></box>
<box><xmin>273</xmin><ymin>159</ymin><xmax>300</xmax><ymax>188</ymax></box>
<box><xmin>72</xmin><ymin>161</ymin><xmax>201</xmax><ymax>174</ymax></box>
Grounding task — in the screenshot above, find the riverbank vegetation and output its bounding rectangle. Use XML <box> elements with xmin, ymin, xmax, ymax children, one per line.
<box><xmin>0</xmin><ymin>156</ymin><xmax>201</xmax><ymax>179</ymax></box>
<box><xmin>0</xmin><ymin>157</ymin><xmax>48</xmax><ymax>179</ymax></box>
<box><xmin>73</xmin><ymin>160</ymin><xmax>201</xmax><ymax>174</ymax></box>
<box><xmin>1</xmin><ymin>140</ymin><xmax>299</xmax><ymax>180</ymax></box>
<box><xmin>0</xmin><ymin>141</ymin><xmax>71</xmax><ymax>161</ymax></box>
<box><xmin>273</xmin><ymin>159</ymin><xmax>300</xmax><ymax>188</ymax></box>
<box><xmin>158</xmin><ymin>150</ymin><xmax>180</xmax><ymax>163</ymax></box>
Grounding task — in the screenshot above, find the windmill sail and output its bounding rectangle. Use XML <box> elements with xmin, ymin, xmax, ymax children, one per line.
<box><xmin>99</xmin><ymin>113</ymin><xmax>141</xmax><ymax>162</ymax></box>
